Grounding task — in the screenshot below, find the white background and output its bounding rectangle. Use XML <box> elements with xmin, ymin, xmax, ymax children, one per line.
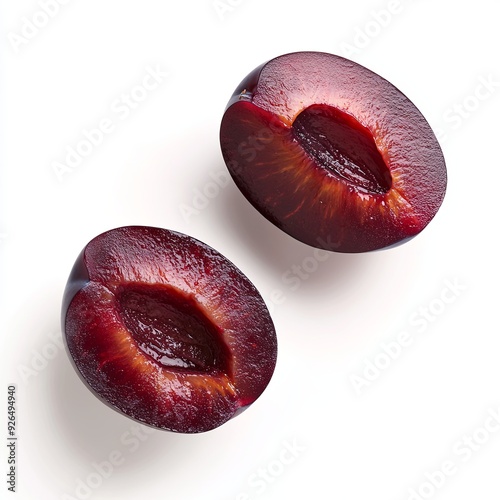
<box><xmin>1</xmin><ymin>1</ymin><xmax>499</xmax><ymax>499</ymax></box>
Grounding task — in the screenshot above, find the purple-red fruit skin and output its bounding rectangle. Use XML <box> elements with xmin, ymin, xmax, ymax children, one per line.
<box><xmin>220</xmin><ymin>51</ymin><xmax>447</xmax><ymax>253</ymax></box>
<box><xmin>62</xmin><ymin>226</ymin><xmax>277</xmax><ymax>433</ymax></box>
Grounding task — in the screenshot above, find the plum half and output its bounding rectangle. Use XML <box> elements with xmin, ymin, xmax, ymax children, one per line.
<box><xmin>62</xmin><ymin>226</ymin><xmax>277</xmax><ymax>433</ymax></box>
<box><xmin>220</xmin><ymin>51</ymin><xmax>447</xmax><ymax>253</ymax></box>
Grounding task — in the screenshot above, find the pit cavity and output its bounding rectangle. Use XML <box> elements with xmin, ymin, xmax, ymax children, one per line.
<box><xmin>116</xmin><ymin>283</ymin><xmax>230</xmax><ymax>373</ymax></box>
<box><xmin>292</xmin><ymin>104</ymin><xmax>392</xmax><ymax>194</ymax></box>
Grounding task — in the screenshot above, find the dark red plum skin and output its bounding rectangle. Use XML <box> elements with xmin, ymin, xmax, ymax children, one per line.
<box><xmin>62</xmin><ymin>226</ymin><xmax>277</xmax><ymax>433</ymax></box>
<box><xmin>220</xmin><ymin>51</ymin><xmax>447</xmax><ymax>253</ymax></box>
